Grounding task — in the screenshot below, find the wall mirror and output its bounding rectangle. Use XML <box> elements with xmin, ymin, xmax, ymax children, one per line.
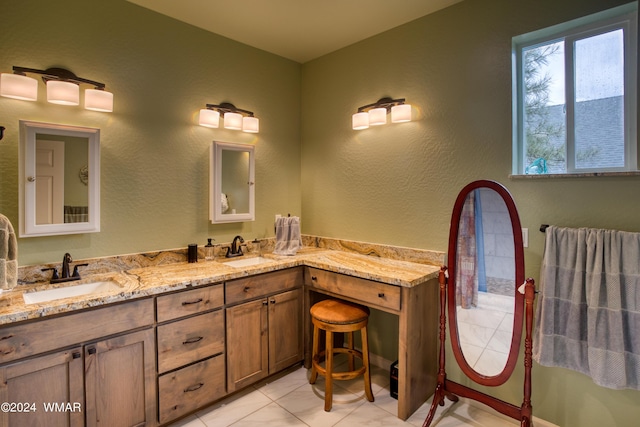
<box><xmin>209</xmin><ymin>141</ymin><xmax>255</xmax><ymax>223</ymax></box>
<box><xmin>19</xmin><ymin>121</ymin><xmax>100</xmax><ymax>237</ymax></box>
<box><xmin>423</xmin><ymin>180</ymin><xmax>536</xmax><ymax>427</ymax></box>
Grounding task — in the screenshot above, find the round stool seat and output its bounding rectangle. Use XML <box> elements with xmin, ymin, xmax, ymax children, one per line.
<box><xmin>310</xmin><ymin>299</ymin><xmax>370</xmax><ymax>325</ymax></box>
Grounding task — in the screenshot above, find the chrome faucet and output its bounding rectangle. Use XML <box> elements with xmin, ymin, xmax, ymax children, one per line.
<box><xmin>226</xmin><ymin>235</ymin><xmax>245</xmax><ymax>258</ymax></box>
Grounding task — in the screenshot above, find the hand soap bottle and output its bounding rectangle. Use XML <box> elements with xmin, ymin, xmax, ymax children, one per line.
<box><xmin>204</xmin><ymin>238</ymin><xmax>215</xmax><ymax>261</ymax></box>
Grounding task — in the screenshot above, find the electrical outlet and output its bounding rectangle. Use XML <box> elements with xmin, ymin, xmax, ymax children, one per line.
<box><xmin>522</xmin><ymin>228</ymin><xmax>529</xmax><ymax>248</ymax></box>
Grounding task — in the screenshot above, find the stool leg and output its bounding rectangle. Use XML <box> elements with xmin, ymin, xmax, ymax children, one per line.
<box><xmin>361</xmin><ymin>326</ymin><xmax>374</xmax><ymax>402</ymax></box>
<box><xmin>310</xmin><ymin>325</ymin><xmax>320</xmax><ymax>384</ymax></box>
<box><xmin>347</xmin><ymin>331</ymin><xmax>355</xmax><ymax>371</ymax></box>
<box><xmin>325</xmin><ymin>329</ymin><xmax>334</xmax><ymax>411</ymax></box>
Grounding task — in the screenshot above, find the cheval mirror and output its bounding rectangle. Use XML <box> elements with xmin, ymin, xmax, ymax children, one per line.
<box><xmin>424</xmin><ymin>180</ymin><xmax>536</xmax><ymax>427</ymax></box>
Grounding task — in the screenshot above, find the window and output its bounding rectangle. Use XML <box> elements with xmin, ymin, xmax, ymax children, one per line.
<box><xmin>513</xmin><ymin>3</ymin><xmax>637</xmax><ymax>175</ymax></box>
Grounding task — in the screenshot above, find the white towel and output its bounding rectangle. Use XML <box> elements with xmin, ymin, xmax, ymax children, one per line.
<box><xmin>273</xmin><ymin>216</ymin><xmax>302</xmax><ymax>256</ymax></box>
<box><xmin>0</xmin><ymin>213</ymin><xmax>18</xmax><ymax>291</ymax></box>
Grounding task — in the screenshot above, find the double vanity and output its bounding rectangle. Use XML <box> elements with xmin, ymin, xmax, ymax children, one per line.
<box><xmin>0</xmin><ymin>240</ymin><xmax>442</xmax><ymax>426</ymax></box>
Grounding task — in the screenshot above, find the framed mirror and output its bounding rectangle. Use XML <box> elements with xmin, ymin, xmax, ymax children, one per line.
<box><xmin>19</xmin><ymin>121</ymin><xmax>100</xmax><ymax>237</ymax></box>
<box><xmin>209</xmin><ymin>141</ymin><xmax>255</xmax><ymax>223</ymax></box>
<box><xmin>424</xmin><ymin>180</ymin><xmax>536</xmax><ymax>427</ymax></box>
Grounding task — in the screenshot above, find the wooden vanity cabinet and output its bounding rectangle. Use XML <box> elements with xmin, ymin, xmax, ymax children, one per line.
<box><xmin>156</xmin><ymin>284</ymin><xmax>226</xmax><ymax>425</ymax></box>
<box><xmin>225</xmin><ymin>268</ymin><xmax>304</xmax><ymax>392</ymax></box>
<box><xmin>0</xmin><ymin>298</ymin><xmax>157</xmax><ymax>427</ymax></box>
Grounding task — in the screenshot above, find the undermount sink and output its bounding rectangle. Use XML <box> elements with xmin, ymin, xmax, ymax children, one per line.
<box><xmin>222</xmin><ymin>256</ymin><xmax>271</xmax><ymax>268</ymax></box>
<box><xmin>23</xmin><ymin>280</ymin><xmax>121</xmax><ymax>305</ymax></box>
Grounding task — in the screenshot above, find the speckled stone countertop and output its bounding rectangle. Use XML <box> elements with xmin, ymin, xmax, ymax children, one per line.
<box><xmin>0</xmin><ymin>237</ymin><xmax>443</xmax><ymax>326</ymax></box>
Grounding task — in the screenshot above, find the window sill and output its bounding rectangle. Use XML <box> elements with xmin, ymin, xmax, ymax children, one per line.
<box><xmin>510</xmin><ymin>171</ymin><xmax>640</xmax><ymax>179</ymax></box>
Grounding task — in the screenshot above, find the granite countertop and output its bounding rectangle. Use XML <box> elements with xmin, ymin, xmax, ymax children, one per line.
<box><xmin>0</xmin><ymin>248</ymin><xmax>441</xmax><ymax>326</ymax></box>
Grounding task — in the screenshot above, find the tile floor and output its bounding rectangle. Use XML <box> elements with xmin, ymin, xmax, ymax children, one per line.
<box><xmin>456</xmin><ymin>291</ymin><xmax>514</xmax><ymax>376</ymax></box>
<box><xmin>168</xmin><ymin>359</ymin><xmax>518</xmax><ymax>427</ymax></box>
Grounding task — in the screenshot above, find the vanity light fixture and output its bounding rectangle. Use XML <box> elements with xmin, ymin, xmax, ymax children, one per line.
<box><xmin>0</xmin><ymin>66</ymin><xmax>113</xmax><ymax>112</ymax></box>
<box><xmin>199</xmin><ymin>102</ymin><xmax>259</xmax><ymax>133</ymax></box>
<box><xmin>352</xmin><ymin>97</ymin><xmax>412</xmax><ymax>130</ymax></box>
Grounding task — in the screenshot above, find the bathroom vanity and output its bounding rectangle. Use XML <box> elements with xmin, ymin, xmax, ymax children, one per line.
<box><xmin>0</xmin><ymin>243</ymin><xmax>441</xmax><ymax>426</ymax></box>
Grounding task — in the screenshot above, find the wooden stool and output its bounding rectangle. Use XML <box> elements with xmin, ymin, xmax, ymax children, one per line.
<box><xmin>309</xmin><ymin>299</ymin><xmax>375</xmax><ymax>411</ymax></box>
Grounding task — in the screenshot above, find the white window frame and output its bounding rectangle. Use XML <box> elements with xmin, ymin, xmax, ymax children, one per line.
<box><xmin>512</xmin><ymin>3</ymin><xmax>638</xmax><ymax>175</ymax></box>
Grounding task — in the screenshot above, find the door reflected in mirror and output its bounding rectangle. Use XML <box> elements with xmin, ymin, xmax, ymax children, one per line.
<box><xmin>35</xmin><ymin>133</ymin><xmax>89</xmax><ymax>225</ymax></box>
<box><xmin>455</xmin><ymin>188</ymin><xmax>515</xmax><ymax>377</ymax></box>
<box><xmin>20</xmin><ymin>121</ymin><xmax>100</xmax><ymax>237</ymax></box>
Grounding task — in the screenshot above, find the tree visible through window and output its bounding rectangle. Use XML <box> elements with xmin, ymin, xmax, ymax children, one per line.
<box><xmin>513</xmin><ymin>4</ymin><xmax>637</xmax><ymax>175</ymax></box>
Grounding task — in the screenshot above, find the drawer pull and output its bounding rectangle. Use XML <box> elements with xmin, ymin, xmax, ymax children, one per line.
<box><xmin>262</xmin><ymin>300</ymin><xmax>268</xmax><ymax>306</ymax></box>
<box><xmin>72</xmin><ymin>352</ymin><xmax>81</xmax><ymax>359</ymax></box>
<box><xmin>87</xmin><ymin>347</ymin><xmax>97</xmax><ymax>355</ymax></box>
<box><xmin>181</xmin><ymin>298</ymin><xmax>203</xmax><ymax>306</ymax></box>
<box><xmin>378</xmin><ymin>293</ymin><xmax>385</xmax><ymax>298</ymax></box>
<box><xmin>270</xmin><ymin>299</ymin><xmax>276</xmax><ymax>304</ymax></box>
<box><xmin>184</xmin><ymin>382</ymin><xmax>204</xmax><ymax>393</ymax></box>
<box><xmin>311</xmin><ymin>276</ymin><xmax>318</xmax><ymax>281</ymax></box>
<box><xmin>182</xmin><ymin>336</ymin><xmax>204</xmax><ymax>345</ymax></box>
<box><xmin>243</xmin><ymin>286</ymin><xmax>251</xmax><ymax>293</ymax></box>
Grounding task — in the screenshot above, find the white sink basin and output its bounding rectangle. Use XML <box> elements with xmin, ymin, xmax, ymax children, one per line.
<box><xmin>223</xmin><ymin>256</ymin><xmax>271</xmax><ymax>268</ymax></box>
<box><xmin>23</xmin><ymin>281</ymin><xmax>121</xmax><ymax>305</ymax></box>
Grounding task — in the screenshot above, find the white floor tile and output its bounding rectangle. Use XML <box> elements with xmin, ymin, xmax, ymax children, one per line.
<box><xmin>197</xmin><ymin>388</ymin><xmax>272</xmax><ymax>427</ymax></box>
<box><xmin>229</xmin><ymin>402</ymin><xmax>308</xmax><ymax>426</ymax></box>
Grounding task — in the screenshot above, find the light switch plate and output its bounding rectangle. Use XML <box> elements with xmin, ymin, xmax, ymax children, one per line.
<box><xmin>522</xmin><ymin>228</ymin><xmax>529</xmax><ymax>248</ymax></box>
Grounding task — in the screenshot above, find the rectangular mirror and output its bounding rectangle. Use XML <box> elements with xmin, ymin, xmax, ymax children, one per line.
<box><xmin>19</xmin><ymin>121</ymin><xmax>100</xmax><ymax>237</ymax></box>
<box><xmin>210</xmin><ymin>141</ymin><xmax>255</xmax><ymax>223</ymax></box>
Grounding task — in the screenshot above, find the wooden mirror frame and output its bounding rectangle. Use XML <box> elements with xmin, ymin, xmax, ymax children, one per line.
<box><xmin>423</xmin><ymin>180</ymin><xmax>536</xmax><ymax>427</ymax></box>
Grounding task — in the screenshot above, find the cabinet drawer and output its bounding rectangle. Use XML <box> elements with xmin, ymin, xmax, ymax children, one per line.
<box><xmin>0</xmin><ymin>298</ymin><xmax>154</xmax><ymax>365</ymax></box>
<box><xmin>157</xmin><ymin>310</ymin><xmax>225</xmax><ymax>373</ymax></box>
<box><xmin>305</xmin><ymin>267</ymin><xmax>401</xmax><ymax>312</ymax></box>
<box><xmin>226</xmin><ymin>267</ymin><xmax>303</xmax><ymax>305</ymax></box>
<box><xmin>156</xmin><ymin>284</ymin><xmax>224</xmax><ymax>323</ymax></box>
<box><xmin>158</xmin><ymin>354</ymin><xmax>225</xmax><ymax>424</ymax></box>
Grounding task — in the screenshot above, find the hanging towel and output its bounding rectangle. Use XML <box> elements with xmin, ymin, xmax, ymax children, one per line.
<box><xmin>533</xmin><ymin>226</ymin><xmax>640</xmax><ymax>390</ymax></box>
<box><xmin>273</xmin><ymin>216</ymin><xmax>302</xmax><ymax>256</ymax></box>
<box><xmin>0</xmin><ymin>213</ymin><xmax>18</xmax><ymax>291</ymax></box>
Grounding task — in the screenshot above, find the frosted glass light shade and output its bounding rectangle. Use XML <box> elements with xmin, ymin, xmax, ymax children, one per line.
<box><xmin>242</xmin><ymin>116</ymin><xmax>259</xmax><ymax>133</ymax></box>
<box><xmin>368</xmin><ymin>107</ymin><xmax>387</xmax><ymax>126</ymax></box>
<box><xmin>199</xmin><ymin>109</ymin><xmax>220</xmax><ymax>128</ymax></box>
<box><xmin>85</xmin><ymin>89</ymin><xmax>113</xmax><ymax>112</ymax></box>
<box><xmin>224</xmin><ymin>112</ymin><xmax>243</xmax><ymax>130</ymax></box>
<box><xmin>0</xmin><ymin>73</ymin><xmax>38</xmax><ymax>101</ymax></box>
<box><xmin>391</xmin><ymin>104</ymin><xmax>411</xmax><ymax>123</ymax></box>
<box><xmin>47</xmin><ymin>80</ymin><xmax>79</xmax><ymax>105</ymax></box>
<box><xmin>352</xmin><ymin>112</ymin><xmax>369</xmax><ymax>130</ymax></box>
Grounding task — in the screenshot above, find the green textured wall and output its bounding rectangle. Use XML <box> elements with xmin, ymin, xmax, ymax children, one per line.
<box><xmin>0</xmin><ymin>0</ymin><xmax>301</xmax><ymax>265</ymax></box>
<box><xmin>301</xmin><ymin>0</ymin><xmax>640</xmax><ymax>426</ymax></box>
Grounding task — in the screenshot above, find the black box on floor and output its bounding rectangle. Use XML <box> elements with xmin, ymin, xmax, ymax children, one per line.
<box><xmin>390</xmin><ymin>360</ymin><xmax>398</xmax><ymax>399</ymax></box>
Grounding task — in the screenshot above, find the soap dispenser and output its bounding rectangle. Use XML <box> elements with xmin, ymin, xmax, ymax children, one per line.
<box><xmin>204</xmin><ymin>238</ymin><xmax>215</xmax><ymax>261</ymax></box>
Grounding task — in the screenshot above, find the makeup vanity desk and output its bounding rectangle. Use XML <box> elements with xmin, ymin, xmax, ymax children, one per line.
<box><xmin>299</xmin><ymin>252</ymin><xmax>440</xmax><ymax>420</ymax></box>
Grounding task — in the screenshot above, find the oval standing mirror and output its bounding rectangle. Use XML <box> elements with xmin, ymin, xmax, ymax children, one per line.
<box><xmin>424</xmin><ymin>180</ymin><xmax>536</xmax><ymax>427</ymax></box>
<box><xmin>209</xmin><ymin>141</ymin><xmax>255</xmax><ymax>223</ymax></box>
<box><xmin>19</xmin><ymin>121</ymin><xmax>100</xmax><ymax>237</ymax></box>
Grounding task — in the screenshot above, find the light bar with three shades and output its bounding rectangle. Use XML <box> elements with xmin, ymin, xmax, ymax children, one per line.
<box><xmin>352</xmin><ymin>97</ymin><xmax>412</xmax><ymax>130</ymax></box>
<box><xmin>199</xmin><ymin>102</ymin><xmax>259</xmax><ymax>133</ymax></box>
<box><xmin>0</xmin><ymin>66</ymin><xmax>113</xmax><ymax>112</ymax></box>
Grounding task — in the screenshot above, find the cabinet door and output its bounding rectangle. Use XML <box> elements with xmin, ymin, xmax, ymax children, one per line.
<box><xmin>0</xmin><ymin>347</ymin><xmax>84</xmax><ymax>427</ymax></box>
<box><xmin>85</xmin><ymin>329</ymin><xmax>156</xmax><ymax>427</ymax></box>
<box><xmin>269</xmin><ymin>288</ymin><xmax>303</xmax><ymax>373</ymax></box>
<box><xmin>226</xmin><ymin>299</ymin><xmax>268</xmax><ymax>392</ymax></box>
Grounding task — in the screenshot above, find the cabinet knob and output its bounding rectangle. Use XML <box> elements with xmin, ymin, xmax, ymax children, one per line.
<box><xmin>87</xmin><ymin>347</ymin><xmax>97</xmax><ymax>355</ymax></box>
<box><xmin>182</xmin><ymin>336</ymin><xmax>204</xmax><ymax>345</ymax></box>
<box><xmin>181</xmin><ymin>298</ymin><xmax>203</xmax><ymax>306</ymax></box>
<box><xmin>311</xmin><ymin>276</ymin><xmax>317</xmax><ymax>281</ymax></box>
<box><xmin>243</xmin><ymin>286</ymin><xmax>251</xmax><ymax>293</ymax></box>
